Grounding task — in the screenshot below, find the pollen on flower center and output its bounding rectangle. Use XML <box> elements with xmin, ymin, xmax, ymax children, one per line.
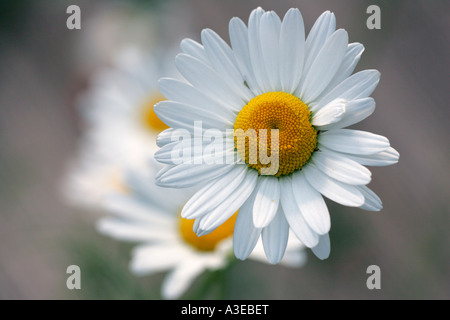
<box><xmin>141</xmin><ymin>93</ymin><xmax>169</xmax><ymax>132</ymax></box>
<box><xmin>234</xmin><ymin>92</ymin><xmax>317</xmax><ymax>176</ymax></box>
<box><xmin>179</xmin><ymin>212</ymin><xmax>237</xmax><ymax>251</ymax></box>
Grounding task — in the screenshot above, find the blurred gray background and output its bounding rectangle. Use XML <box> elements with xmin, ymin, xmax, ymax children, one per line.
<box><xmin>0</xmin><ymin>0</ymin><xmax>449</xmax><ymax>299</ymax></box>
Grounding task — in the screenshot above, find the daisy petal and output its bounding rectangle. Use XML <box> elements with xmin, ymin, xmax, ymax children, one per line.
<box><xmin>299</xmin><ymin>29</ymin><xmax>348</xmax><ymax>103</ymax></box>
<box><xmin>180</xmin><ymin>38</ymin><xmax>209</xmax><ymax>63</ymax></box>
<box><xmin>304</xmin><ymin>164</ymin><xmax>365</xmax><ymax>207</ymax></box>
<box><xmin>311</xmin><ymin>98</ymin><xmax>346</xmax><ymax>126</ymax></box>
<box><xmin>162</xmin><ymin>259</ymin><xmax>207</xmax><ymax>300</ymax></box>
<box><xmin>343</xmin><ymin>147</ymin><xmax>400</xmax><ymax>166</ymax></box>
<box><xmin>253</xmin><ymin>176</ymin><xmax>281</xmax><ymax>228</ymax></box>
<box><xmin>313</xmin><ymin>69</ymin><xmax>380</xmax><ymax>111</ymax></box>
<box><xmin>158</xmin><ymin>78</ymin><xmax>236</xmax><ymax>120</ymax></box>
<box><xmin>196</xmin><ymin>169</ymin><xmax>258</xmax><ymax>234</ymax></box>
<box><xmin>248</xmin><ymin>7</ymin><xmax>271</xmax><ymax>92</ymax></box>
<box><xmin>201</xmin><ymin>28</ymin><xmax>253</xmax><ymax>101</ymax></box>
<box><xmin>234</xmin><ymin>190</ymin><xmax>262</xmax><ymax>260</ymax></box>
<box><xmin>130</xmin><ymin>243</ymin><xmax>187</xmax><ymax>275</ymax></box>
<box><xmin>279</xmin><ymin>8</ymin><xmax>305</xmax><ymax>93</ymax></box>
<box><xmin>175</xmin><ymin>53</ymin><xmax>244</xmax><ymax>111</ymax></box>
<box><xmin>262</xmin><ymin>207</ymin><xmax>289</xmax><ymax>264</ymax></box>
<box><xmin>291</xmin><ymin>172</ymin><xmax>331</xmax><ymax>235</ymax></box>
<box><xmin>259</xmin><ymin>11</ymin><xmax>282</xmax><ymax>91</ymax></box>
<box><xmin>323</xmin><ymin>42</ymin><xmax>365</xmax><ymax>94</ymax></box>
<box><xmin>97</xmin><ymin>218</ymin><xmax>176</xmax><ymax>243</ymax></box>
<box><xmin>316</xmin><ymin>98</ymin><xmax>375</xmax><ymax>130</ymax></box>
<box><xmin>319</xmin><ymin>129</ymin><xmax>390</xmax><ymax>155</ymax></box>
<box><xmin>279</xmin><ymin>177</ymin><xmax>319</xmax><ymax>248</ymax></box>
<box><xmin>311</xmin><ymin>234</ymin><xmax>331</xmax><ymax>260</ymax></box>
<box><xmin>156</xmin><ymin>163</ymin><xmax>235</xmax><ymax>188</ymax></box>
<box><xmin>154</xmin><ymin>100</ymin><xmax>232</xmax><ymax>131</ymax></box>
<box><xmin>181</xmin><ymin>165</ymin><xmax>249</xmax><ymax>219</ymax></box>
<box><xmin>303</xmin><ymin>11</ymin><xmax>336</xmax><ymax>77</ymax></box>
<box><xmin>312</xmin><ymin>149</ymin><xmax>372</xmax><ymax>185</ymax></box>
<box><xmin>229</xmin><ymin>17</ymin><xmax>261</xmax><ymax>95</ymax></box>
<box><xmin>156</xmin><ymin>128</ymin><xmax>177</xmax><ymax>147</ymax></box>
<box><xmin>358</xmin><ymin>185</ymin><xmax>383</xmax><ymax>211</ymax></box>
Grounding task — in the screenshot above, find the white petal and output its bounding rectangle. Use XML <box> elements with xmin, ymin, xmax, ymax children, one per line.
<box><xmin>175</xmin><ymin>53</ymin><xmax>244</xmax><ymax>111</ymax></box>
<box><xmin>229</xmin><ymin>17</ymin><xmax>261</xmax><ymax>95</ymax></box>
<box><xmin>162</xmin><ymin>258</ymin><xmax>207</xmax><ymax>300</ymax></box>
<box><xmin>261</xmin><ymin>207</ymin><xmax>289</xmax><ymax>264</ymax></box>
<box><xmin>180</xmin><ymin>38</ymin><xmax>209</xmax><ymax>63</ymax></box>
<box><xmin>156</xmin><ymin>128</ymin><xmax>177</xmax><ymax>147</ymax></box>
<box><xmin>311</xmin><ymin>98</ymin><xmax>346</xmax><ymax>126</ymax></box>
<box><xmin>201</xmin><ymin>28</ymin><xmax>253</xmax><ymax>101</ymax></box>
<box><xmin>304</xmin><ymin>164</ymin><xmax>365</xmax><ymax>207</ymax></box>
<box><xmin>234</xmin><ymin>190</ymin><xmax>262</xmax><ymax>260</ymax></box>
<box><xmin>181</xmin><ymin>165</ymin><xmax>248</xmax><ymax>219</ymax></box>
<box><xmin>103</xmin><ymin>194</ymin><xmax>173</xmax><ymax>225</ymax></box>
<box><xmin>312</xmin><ymin>149</ymin><xmax>372</xmax><ymax>185</ymax></box>
<box><xmin>158</xmin><ymin>78</ymin><xmax>236</xmax><ymax>120</ymax></box>
<box><xmin>357</xmin><ymin>185</ymin><xmax>383</xmax><ymax>211</ymax></box>
<box><xmin>311</xmin><ymin>233</ymin><xmax>331</xmax><ymax>260</ymax></box>
<box><xmin>291</xmin><ymin>172</ymin><xmax>331</xmax><ymax>235</ymax></box>
<box><xmin>302</xmin><ymin>11</ymin><xmax>336</xmax><ymax>78</ymax></box>
<box><xmin>323</xmin><ymin>42</ymin><xmax>365</xmax><ymax>93</ymax></box>
<box><xmin>319</xmin><ymin>129</ymin><xmax>390</xmax><ymax>155</ymax></box>
<box><xmin>195</xmin><ymin>169</ymin><xmax>258</xmax><ymax>234</ymax></box>
<box><xmin>97</xmin><ymin>218</ymin><xmax>176</xmax><ymax>243</ymax></box>
<box><xmin>279</xmin><ymin>8</ymin><xmax>305</xmax><ymax>93</ymax></box>
<box><xmin>253</xmin><ymin>176</ymin><xmax>281</xmax><ymax>228</ymax></box>
<box><xmin>316</xmin><ymin>98</ymin><xmax>375</xmax><ymax>130</ymax></box>
<box><xmin>130</xmin><ymin>243</ymin><xmax>187</xmax><ymax>275</ymax></box>
<box><xmin>248</xmin><ymin>7</ymin><xmax>271</xmax><ymax>92</ymax></box>
<box><xmin>156</xmin><ymin>163</ymin><xmax>235</xmax><ymax>188</ymax></box>
<box><xmin>259</xmin><ymin>11</ymin><xmax>282</xmax><ymax>91</ymax></box>
<box><xmin>312</xmin><ymin>69</ymin><xmax>380</xmax><ymax>111</ymax></box>
<box><xmin>279</xmin><ymin>177</ymin><xmax>319</xmax><ymax>248</ymax></box>
<box><xmin>298</xmin><ymin>29</ymin><xmax>348</xmax><ymax>103</ymax></box>
<box><xmin>154</xmin><ymin>100</ymin><xmax>232</xmax><ymax>131</ymax></box>
<box><xmin>343</xmin><ymin>147</ymin><xmax>400</xmax><ymax>166</ymax></box>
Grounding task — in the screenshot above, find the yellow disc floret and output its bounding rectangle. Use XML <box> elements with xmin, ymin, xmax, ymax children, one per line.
<box><xmin>179</xmin><ymin>212</ymin><xmax>237</xmax><ymax>251</ymax></box>
<box><xmin>234</xmin><ymin>92</ymin><xmax>317</xmax><ymax>176</ymax></box>
<box><xmin>141</xmin><ymin>93</ymin><xmax>169</xmax><ymax>132</ymax></box>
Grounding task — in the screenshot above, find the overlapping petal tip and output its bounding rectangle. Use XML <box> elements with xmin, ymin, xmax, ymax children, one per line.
<box><xmin>311</xmin><ymin>234</ymin><xmax>331</xmax><ymax>260</ymax></box>
<box><xmin>261</xmin><ymin>207</ymin><xmax>289</xmax><ymax>264</ymax></box>
<box><xmin>233</xmin><ymin>190</ymin><xmax>262</xmax><ymax>260</ymax></box>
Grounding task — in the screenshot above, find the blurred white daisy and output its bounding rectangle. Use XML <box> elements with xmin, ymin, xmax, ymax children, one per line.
<box><xmin>97</xmin><ymin>167</ymin><xmax>306</xmax><ymax>299</ymax></box>
<box><xmin>64</xmin><ymin>47</ymin><xmax>173</xmax><ymax>209</ymax></box>
<box><xmin>154</xmin><ymin>8</ymin><xmax>399</xmax><ymax>263</ymax></box>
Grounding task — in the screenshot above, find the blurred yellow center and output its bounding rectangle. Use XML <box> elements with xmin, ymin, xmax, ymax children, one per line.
<box><xmin>141</xmin><ymin>93</ymin><xmax>169</xmax><ymax>132</ymax></box>
<box><xmin>234</xmin><ymin>92</ymin><xmax>317</xmax><ymax>176</ymax></box>
<box><xmin>179</xmin><ymin>212</ymin><xmax>238</xmax><ymax>252</ymax></box>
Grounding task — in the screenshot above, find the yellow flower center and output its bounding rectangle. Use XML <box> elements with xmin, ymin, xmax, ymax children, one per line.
<box><xmin>179</xmin><ymin>212</ymin><xmax>237</xmax><ymax>251</ymax></box>
<box><xmin>141</xmin><ymin>93</ymin><xmax>169</xmax><ymax>132</ymax></box>
<box><xmin>234</xmin><ymin>92</ymin><xmax>318</xmax><ymax>176</ymax></box>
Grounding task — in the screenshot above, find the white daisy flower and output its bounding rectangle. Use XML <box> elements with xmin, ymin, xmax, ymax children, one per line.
<box><xmin>154</xmin><ymin>8</ymin><xmax>399</xmax><ymax>264</ymax></box>
<box><xmin>97</xmin><ymin>167</ymin><xmax>306</xmax><ymax>299</ymax></box>
<box><xmin>64</xmin><ymin>47</ymin><xmax>173</xmax><ymax>208</ymax></box>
